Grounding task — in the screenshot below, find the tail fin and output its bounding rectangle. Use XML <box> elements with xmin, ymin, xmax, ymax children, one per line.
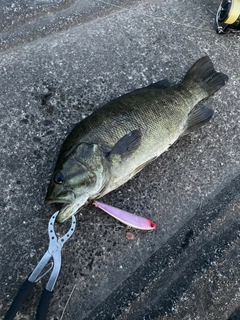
<box><xmin>184</xmin><ymin>56</ymin><xmax>228</xmax><ymax>96</ymax></box>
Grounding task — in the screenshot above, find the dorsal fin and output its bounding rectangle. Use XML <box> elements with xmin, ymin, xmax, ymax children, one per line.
<box><xmin>146</xmin><ymin>79</ymin><xmax>171</xmax><ymax>89</ymax></box>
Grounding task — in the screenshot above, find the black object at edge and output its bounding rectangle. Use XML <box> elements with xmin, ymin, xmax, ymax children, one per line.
<box><xmin>4</xmin><ymin>278</ymin><xmax>34</xmax><ymax>320</ymax></box>
<box><xmin>36</xmin><ymin>288</ymin><xmax>53</xmax><ymax>320</ymax></box>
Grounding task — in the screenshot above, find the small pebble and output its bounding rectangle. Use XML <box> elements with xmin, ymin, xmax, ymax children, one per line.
<box><xmin>126</xmin><ymin>232</ymin><xmax>136</xmax><ymax>240</ymax></box>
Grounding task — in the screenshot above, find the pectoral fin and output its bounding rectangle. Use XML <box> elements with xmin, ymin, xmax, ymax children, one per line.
<box><xmin>183</xmin><ymin>106</ymin><xmax>214</xmax><ymax>135</ymax></box>
<box><xmin>108</xmin><ymin>129</ymin><xmax>142</xmax><ymax>160</ymax></box>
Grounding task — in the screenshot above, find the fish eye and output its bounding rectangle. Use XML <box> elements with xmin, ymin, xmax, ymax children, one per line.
<box><xmin>54</xmin><ymin>172</ymin><xmax>64</xmax><ymax>184</ymax></box>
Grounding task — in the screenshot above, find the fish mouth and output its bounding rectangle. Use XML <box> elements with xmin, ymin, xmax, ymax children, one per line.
<box><xmin>44</xmin><ymin>198</ymin><xmax>71</xmax><ymax>205</ymax></box>
<box><xmin>56</xmin><ymin>194</ymin><xmax>89</xmax><ymax>223</ymax></box>
<box><xmin>44</xmin><ymin>190</ymin><xmax>75</xmax><ymax>205</ymax></box>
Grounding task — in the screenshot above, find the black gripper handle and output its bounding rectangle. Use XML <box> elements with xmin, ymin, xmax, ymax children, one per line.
<box><xmin>4</xmin><ymin>278</ymin><xmax>35</xmax><ymax>320</ymax></box>
<box><xmin>36</xmin><ymin>288</ymin><xmax>53</xmax><ymax>320</ymax></box>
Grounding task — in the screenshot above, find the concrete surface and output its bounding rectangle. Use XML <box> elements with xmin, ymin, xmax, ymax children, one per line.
<box><xmin>0</xmin><ymin>0</ymin><xmax>239</xmax><ymax>319</ymax></box>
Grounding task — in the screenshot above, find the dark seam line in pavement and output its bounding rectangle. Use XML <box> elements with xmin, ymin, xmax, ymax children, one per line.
<box><xmin>132</xmin><ymin>222</ymin><xmax>240</xmax><ymax>319</ymax></box>
<box><xmin>83</xmin><ymin>173</ymin><xmax>240</xmax><ymax>319</ymax></box>
<box><xmin>227</xmin><ymin>306</ymin><xmax>240</xmax><ymax>320</ymax></box>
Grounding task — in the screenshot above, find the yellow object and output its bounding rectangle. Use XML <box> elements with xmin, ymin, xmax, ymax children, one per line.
<box><xmin>225</xmin><ymin>0</ymin><xmax>240</xmax><ymax>24</ymax></box>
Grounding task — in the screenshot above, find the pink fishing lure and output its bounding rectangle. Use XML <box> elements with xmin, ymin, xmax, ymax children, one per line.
<box><xmin>93</xmin><ymin>201</ymin><xmax>157</xmax><ymax>230</ymax></box>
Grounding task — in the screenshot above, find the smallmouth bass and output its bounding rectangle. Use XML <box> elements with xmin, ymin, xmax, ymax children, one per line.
<box><xmin>45</xmin><ymin>56</ymin><xmax>228</xmax><ymax>223</ymax></box>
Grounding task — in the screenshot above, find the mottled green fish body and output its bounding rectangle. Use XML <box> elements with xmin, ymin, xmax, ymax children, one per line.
<box><xmin>45</xmin><ymin>56</ymin><xmax>228</xmax><ymax>223</ymax></box>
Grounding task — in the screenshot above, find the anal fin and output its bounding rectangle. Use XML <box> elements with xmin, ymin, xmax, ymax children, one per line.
<box><xmin>183</xmin><ymin>106</ymin><xmax>214</xmax><ymax>135</ymax></box>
